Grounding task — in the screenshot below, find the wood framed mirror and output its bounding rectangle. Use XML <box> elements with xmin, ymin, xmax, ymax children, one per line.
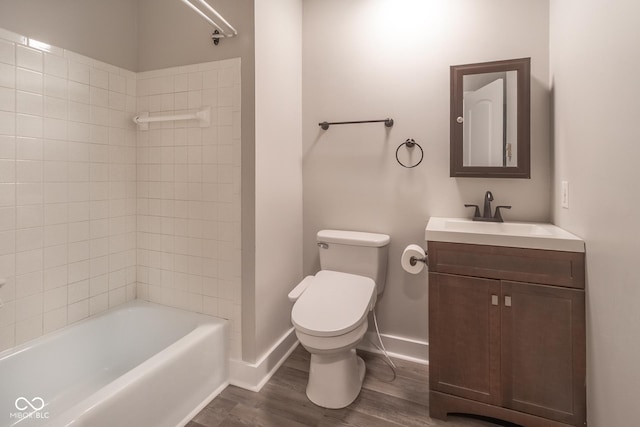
<box><xmin>450</xmin><ymin>58</ymin><xmax>530</xmax><ymax>178</ymax></box>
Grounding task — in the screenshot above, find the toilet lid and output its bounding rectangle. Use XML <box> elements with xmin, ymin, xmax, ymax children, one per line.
<box><xmin>291</xmin><ymin>270</ymin><xmax>375</xmax><ymax>337</ymax></box>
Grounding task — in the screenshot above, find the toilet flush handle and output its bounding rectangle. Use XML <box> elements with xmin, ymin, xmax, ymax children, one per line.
<box><xmin>317</xmin><ymin>242</ymin><xmax>329</xmax><ymax>249</ymax></box>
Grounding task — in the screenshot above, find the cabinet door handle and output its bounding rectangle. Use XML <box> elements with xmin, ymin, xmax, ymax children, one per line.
<box><xmin>505</xmin><ymin>295</ymin><xmax>512</xmax><ymax>307</ymax></box>
<box><xmin>491</xmin><ymin>294</ymin><xmax>498</xmax><ymax>306</ymax></box>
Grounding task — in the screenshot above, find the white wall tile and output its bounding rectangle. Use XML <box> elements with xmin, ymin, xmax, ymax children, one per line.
<box><xmin>89</xmin><ymin>293</ymin><xmax>108</xmax><ymax>315</ymax></box>
<box><xmin>68</xmin><ymin>241</ymin><xmax>89</xmax><ymax>263</ymax></box>
<box><xmin>16</xmin><ymin>160</ymin><xmax>42</xmax><ymax>183</ymax></box>
<box><xmin>68</xmin><ymin>279</ymin><xmax>89</xmax><ymax>304</ymax></box>
<box><xmin>16</xmin><ymin>46</ymin><xmax>42</xmax><ymax>72</ymax></box>
<box><xmin>16</xmin><ymin>91</ymin><xmax>42</xmax><ymax>116</ymax></box>
<box><xmin>44</xmin><ymin>265</ymin><xmax>67</xmax><ymax>290</ymax></box>
<box><xmin>0</xmin><ymin>207</ymin><xmax>15</xmax><ymax>231</ymax></box>
<box><xmin>16</xmin><ymin>270</ymin><xmax>43</xmax><ymax>298</ymax></box>
<box><xmin>68</xmin><ymin>81</ymin><xmax>89</xmax><ymax>103</ymax></box>
<box><xmin>67</xmin><ymin>299</ymin><xmax>88</xmax><ymax>323</ymax></box>
<box><xmin>16</xmin><ymin>114</ymin><xmax>42</xmax><ymax>138</ymax></box>
<box><xmin>16</xmin><ymin>68</ymin><xmax>42</xmax><ymax>94</ymax></box>
<box><xmin>0</xmin><ymin>62</ymin><xmax>15</xmax><ymax>88</ymax></box>
<box><xmin>202</xmin><ymin>70</ymin><xmax>217</xmax><ymax>89</ymax></box>
<box><xmin>16</xmin><ymin>227</ymin><xmax>43</xmax><ymax>252</ymax></box>
<box><xmin>44</xmin><ymin>118</ymin><xmax>67</xmax><ymax>140</ymax></box>
<box><xmin>15</xmin><ymin>292</ymin><xmax>43</xmax><ymax>321</ymax></box>
<box><xmin>17</xmin><ymin>137</ymin><xmax>43</xmax><ymax>160</ymax></box>
<box><xmin>43</xmin><ymin>307</ymin><xmax>66</xmax><ymax>333</ymax></box>
<box><xmin>44</xmin><ymin>75</ymin><xmax>67</xmax><ymax>99</ymax></box>
<box><xmin>0</xmin><ymin>324</ymin><xmax>16</xmax><ymax>351</ymax></box>
<box><xmin>0</xmin><ymin>111</ymin><xmax>15</xmax><ymax>135</ymax></box>
<box><xmin>0</xmin><ymin>135</ymin><xmax>15</xmax><ymax>159</ymax></box>
<box><xmin>0</xmin><ymin>39</ymin><xmax>15</xmax><ymax>66</ymax></box>
<box><xmin>16</xmin><ymin>182</ymin><xmax>43</xmax><ymax>205</ymax></box>
<box><xmin>68</xmin><ymin>61</ymin><xmax>89</xmax><ymax>84</ymax></box>
<box><xmin>44</xmin><ymin>161</ymin><xmax>67</xmax><ymax>182</ymax></box>
<box><xmin>0</xmin><ymin>230</ymin><xmax>15</xmax><ymax>255</ymax></box>
<box><xmin>0</xmin><ymin>159</ymin><xmax>14</xmax><ymax>183</ymax></box>
<box><xmin>0</xmin><ymin>87</ymin><xmax>15</xmax><ymax>112</ymax></box>
<box><xmin>90</xmin><ymin>67</ymin><xmax>109</xmax><ymax>89</ymax></box>
<box><xmin>0</xmin><ymin>300</ymin><xmax>15</xmax><ymax>328</ymax></box>
<box><xmin>0</xmin><ymin>183</ymin><xmax>15</xmax><ymax>207</ymax></box>
<box><xmin>187</xmin><ymin>91</ymin><xmax>202</xmax><ymax>109</ymax></box>
<box><xmin>43</xmin><ymin>286</ymin><xmax>67</xmax><ymax>311</ymax></box>
<box><xmin>188</xmin><ymin>72</ymin><xmax>202</xmax><ymax>91</ymax></box>
<box><xmin>44</xmin><ymin>53</ymin><xmax>68</xmax><ymax>78</ymax></box>
<box><xmin>17</xmin><ymin>205</ymin><xmax>43</xmax><ymax>229</ymax></box>
<box><xmin>90</xmin><ymin>87</ymin><xmax>109</xmax><ymax>108</ymax></box>
<box><xmin>109</xmin><ymin>74</ymin><xmax>126</xmax><ymax>94</ymax></box>
<box><xmin>15</xmin><ymin>315</ymin><xmax>42</xmax><ymax>344</ymax></box>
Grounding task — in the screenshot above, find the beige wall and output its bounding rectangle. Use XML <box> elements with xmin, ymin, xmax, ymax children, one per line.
<box><xmin>302</xmin><ymin>0</ymin><xmax>551</xmax><ymax>346</ymax></box>
<box><xmin>550</xmin><ymin>0</ymin><xmax>640</xmax><ymax>424</ymax></box>
<box><xmin>137</xmin><ymin>0</ymin><xmax>253</xmax><ymax>72</ymax></box>
<box><xmin>247</xmin><ymin>0</ymin><xmax>303</xmax><ymax>362</ymax></box>
<box><xmin>0</xmin><ymin>0</ymin><xmax>138</xmax><ymax>71</ymax></box>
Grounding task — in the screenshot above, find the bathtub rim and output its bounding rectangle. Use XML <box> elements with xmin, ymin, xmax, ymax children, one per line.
<box><xmin>0</xmin><ymin>300</ymin><xmax>226</xmax><ymax>361</ymax></box>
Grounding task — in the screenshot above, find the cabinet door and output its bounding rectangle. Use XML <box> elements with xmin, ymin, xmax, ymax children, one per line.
<box><xmin>501</xmin><ymin>281</ymin><xmax>586</xmax><ymax>426</ymax></box>
<box><xmin>429</xmin><ymin>273</ymin><xmax>501</xmax><ymax>405</ymax></box>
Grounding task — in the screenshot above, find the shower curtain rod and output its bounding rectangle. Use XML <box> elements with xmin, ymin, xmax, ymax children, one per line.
<box><xmin>179</xmin><ymin>0</ymin><xmax>238</xmax><ymax>40</ymax></box>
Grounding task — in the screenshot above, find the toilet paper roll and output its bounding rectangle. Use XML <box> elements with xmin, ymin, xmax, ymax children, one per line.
<box><xmin>401</xmin><ymin>244</ymin><xmax>426</xmax><ymax>274</ymax></box>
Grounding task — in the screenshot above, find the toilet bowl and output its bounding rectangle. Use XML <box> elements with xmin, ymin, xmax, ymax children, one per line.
<box><xmin>291</xmin><ymin>270</ymin><xmax>376</xmax><ymax>408</ymax></box>
<box><xmin>288</xmin><ymin>229</ymin><xmax>390</xmax><ymax>409</ymax></box>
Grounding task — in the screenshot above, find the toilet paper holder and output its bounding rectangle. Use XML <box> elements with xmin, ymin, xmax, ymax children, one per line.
<box><xmin>410</xmin><ymin>253</ymin><xmax>428</xmax><ymax>267</ymax></box>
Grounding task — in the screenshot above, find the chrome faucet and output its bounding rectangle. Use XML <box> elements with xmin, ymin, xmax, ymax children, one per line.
<box><xmin>465</xmin><ymin>191</ymin><xmax>511</xmax><ymax>222</ymax></box>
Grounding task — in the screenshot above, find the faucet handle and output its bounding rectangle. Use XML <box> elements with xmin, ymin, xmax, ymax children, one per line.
<box><xmin>464</xmin><ymin>204</ymin><xmax>481</xmax><ymax>218</ymax></box>
<box><xmin>494</xmin><ymin>206</ymin><xmax>512</xmax><ymax>222</ymax></box>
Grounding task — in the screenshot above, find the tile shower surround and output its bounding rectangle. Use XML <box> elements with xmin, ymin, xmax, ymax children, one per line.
<box><xmin>0</xmin><ymin>28</ymin><xmax>242</xmax><ymax>358</ymax></box>
<box><xmin>135</xmin><ymin>60</ymin><xmax>242</xmax><ymax>358</ymax></box>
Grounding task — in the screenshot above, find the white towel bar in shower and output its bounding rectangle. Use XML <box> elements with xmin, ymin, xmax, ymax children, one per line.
<box><xmin>132</xmin><ymin>107</ymin><xmax>211</xmax><ymax>130</ymax></box>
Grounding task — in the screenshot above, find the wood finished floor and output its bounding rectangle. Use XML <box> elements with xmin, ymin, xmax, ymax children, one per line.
<box><xmin>187</xmin><ymin>345</ymin><xmax>517</xmax><ymax>427</ymax></box>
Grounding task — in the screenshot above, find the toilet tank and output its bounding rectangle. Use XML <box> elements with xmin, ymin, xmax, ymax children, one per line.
<box><xmin>316</xmin><ymin>230</ymin><xmax>390</xmax><ymax>294</ymax></box>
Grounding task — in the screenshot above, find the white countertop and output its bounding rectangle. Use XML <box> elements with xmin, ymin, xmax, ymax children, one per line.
<box><xmin>425</xmin><ymin>217</ymin><xmax>585</xmax><ymax>252</ymax></box>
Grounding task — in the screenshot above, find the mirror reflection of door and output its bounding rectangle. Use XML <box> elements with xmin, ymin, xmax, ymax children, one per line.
<box><xmin>463</xmin><ymin>78</ymin><xmax>504</xmax><ymax>167</ymax></box>
<box><xmin>450</xmin><ymin>58</ymin><xmax>529</xmax><ymax>178</ymax></box>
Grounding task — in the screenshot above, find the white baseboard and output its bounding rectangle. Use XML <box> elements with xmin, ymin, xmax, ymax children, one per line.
<box><xmin>229</xmin><ymin>328</ymin><xmax>426</xmax><ymax>393</ymax></box>
<box><xmin>358</xmin><ymin>331</ymin><xmax>429</xmax><ymax>365</ymax></box>
<box><xmin>229</xmin><ymin>327</ymin><xmax>299</xmax><ymax>392</ymax></box>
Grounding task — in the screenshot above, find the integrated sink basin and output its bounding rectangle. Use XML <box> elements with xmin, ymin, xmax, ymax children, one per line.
<box><xmin>425</xmin><ymin>217</ymin><xmax>585</xmax><ymax>252</ymax></box>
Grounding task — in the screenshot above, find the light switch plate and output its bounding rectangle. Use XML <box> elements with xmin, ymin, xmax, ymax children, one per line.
<box><xmin>561</xmin><ymin>181</ymin><xmax>569</xmax><ymax>209</ymax></box>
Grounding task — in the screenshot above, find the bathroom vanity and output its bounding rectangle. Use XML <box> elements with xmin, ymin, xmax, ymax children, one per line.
<box><xmin>425</xmin><ymin>218</ymin><xmax>586</xmax><ymax>427</ymax></box>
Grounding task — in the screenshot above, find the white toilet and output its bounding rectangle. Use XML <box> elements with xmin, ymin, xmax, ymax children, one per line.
<box><xmin>288</xmin><ymin>229</ymin><xmax>390</xmax><ymax>409</ymax></box>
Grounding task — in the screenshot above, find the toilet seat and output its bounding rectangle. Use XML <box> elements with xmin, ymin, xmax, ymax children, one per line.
<box><xmin>291</xmin><ymin>270</ymin><xmax>375</xmax><ymax>338</ymax></box>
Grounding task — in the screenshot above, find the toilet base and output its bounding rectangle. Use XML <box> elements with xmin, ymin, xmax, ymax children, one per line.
<box><xmin>306</xmin><ymin>349</ymin><xmax>366</xmax><ymax>409</ymax></box>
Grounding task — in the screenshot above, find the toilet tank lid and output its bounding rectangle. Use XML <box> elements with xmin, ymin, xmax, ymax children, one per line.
<box><xmin>317</xmin><ymin>230</ymin><xmax>390</xmax><ymax>247</ymax></box>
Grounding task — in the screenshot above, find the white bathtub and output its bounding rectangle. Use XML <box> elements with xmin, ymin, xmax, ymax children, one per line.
<box><xmin>0</xmin><ymin>300</ymin><xmax>228</xmax><ymax>427</ymax></box>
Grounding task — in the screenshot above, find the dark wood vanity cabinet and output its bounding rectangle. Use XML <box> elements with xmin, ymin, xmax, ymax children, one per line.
<box><xmin>428</xmin><ymin>242</ymin><xmax>586</xmax><ymax>427</ymax></box>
